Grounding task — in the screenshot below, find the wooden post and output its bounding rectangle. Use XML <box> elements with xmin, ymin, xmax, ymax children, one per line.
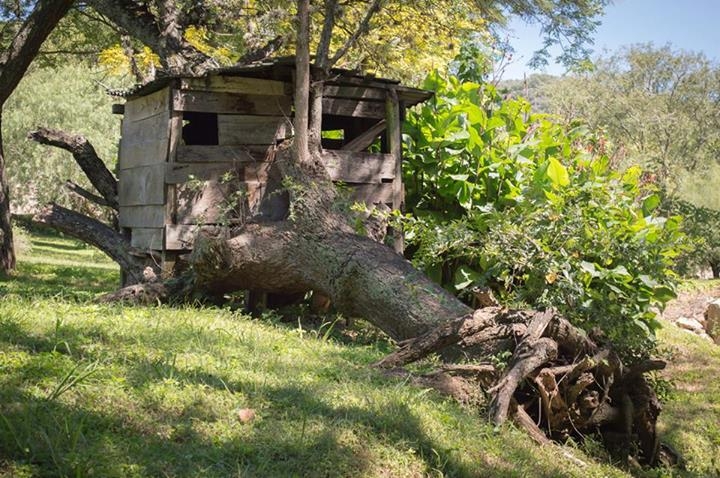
<box><xmin>385</xmin><ymin>88</ymin><xmax>403</xmax><ymax>254</ymax></box>
<box><xmin>162</xmin><ymin>108</ymin><xmax>184</xmax><ymax>278</ymax></box>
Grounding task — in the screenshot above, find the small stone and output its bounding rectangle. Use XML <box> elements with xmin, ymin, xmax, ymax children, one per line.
<box><xmin>237</xmin><ymin>408</ymin><xmax>256</xmax><ymax>423</ymax></box>
<box><xmin>676</xmin><ymin>316</ymin><xmax>705</xmax><ymax>333</ymax></box>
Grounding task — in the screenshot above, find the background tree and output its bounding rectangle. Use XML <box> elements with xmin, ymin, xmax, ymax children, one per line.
<box><xmin>0</xmin><ymin>0</ymin><xmax>74</xmax><ymax>273</ymax></box>
<box><xmin>537</xmin><ymin>44</ymin><xmax>720</xmax><ymax>198</ymax></box>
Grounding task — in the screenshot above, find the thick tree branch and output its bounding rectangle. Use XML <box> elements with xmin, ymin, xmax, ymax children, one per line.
<box><xmin>316</xmin><ymin>0</ymin><xmax>339</xmax><ymax>70</ymax></box>
<box><xmin>237</xmin><ymin>36</ymin><xmax>285</xmax><ymax>65</ymax></box>
<box><xmin>29</xmin><ymin>127</ymin><xmax>118</xmax><ymax>210</ymax></box>
<box><xmin>294</xmin><ymin>0</ymin><xmax>311</xmax><ymax>162</ymax></box>
<box><xmin>88</xmin><ymin>0</ymin><xmax>216</xmax><ymax>75</ymax></box>
<box><xmin>33</xmin><ymin>203</ymin><xmax>144</xmax><ymax>283</ymax></box>
<box><xmin>0</xmin><ymin>0</ymin><xmax>74</xmax><ymax>104</ymax></box>
<box><xmin>85</xmin><ymin>0</ymin><xmax>162</xmax><ymax>58</ymax></box>
<box><xmin>64</xmin><ymin>180</ymin><xmax>114</xmax><ymax>209</ymax></box>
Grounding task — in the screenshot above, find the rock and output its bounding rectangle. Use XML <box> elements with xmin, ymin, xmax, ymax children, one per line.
<box><xmin>704</xmin><ymin>300</ymin><xmax>720</xmax><ymax>344</ymax></box>
<box><xmin>676</xmin><ymin>316</ymin><xmax>705</xmax><ymax>334</ymax></box>
<box><xmin>236</xmin><ymin>408</ymin><xmax>256</xmax><ymax>423</ymax></box>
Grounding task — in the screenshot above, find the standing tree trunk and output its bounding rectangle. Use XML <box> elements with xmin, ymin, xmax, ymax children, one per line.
<box><xmin>0</xmin><ymin>115</ymin><xmax>13</xmax><ymax>272</ymax></box>
<box><xmin>0</xmin><ymin>0</ymin><xmax>75</xmax><ymax>273</ymax></box>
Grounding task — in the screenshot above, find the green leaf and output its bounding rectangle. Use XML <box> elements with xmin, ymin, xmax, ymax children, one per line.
<box><xmin>642</xmin><ymin>194</ymin><xmax>661</xmax><ymax>216</ymax></box>
<box><xmin>579</xmin><ymin>261</ymin><xmax>599</xmax><ymax>277</ymax></box>
<box><xmin>454</xmin><ymin>265</ymin><xmax>482</xmax><ymax>290</ymax></box>
<box><xmin>653</xmin><ymin>285</ymin><xmax>677</xmax><ymax>304</ymax></box>
<box><xmin>546</xmin><ymin>157</ymin><xmax>570</xmax><ymax>187</ymax></box>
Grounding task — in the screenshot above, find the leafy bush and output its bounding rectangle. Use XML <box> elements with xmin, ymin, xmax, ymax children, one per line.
<box><xmin>401</xmin><ymin>72</ymin><xmax>687</xmax><ymax>361</ymax></box>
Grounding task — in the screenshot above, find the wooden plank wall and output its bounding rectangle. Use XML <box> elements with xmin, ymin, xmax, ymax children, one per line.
<box><xmin>118</xmin><ymin>87</ymin><xmax>171</xmax><ymax>249</ymax></box>
<box><xmin>115</xmin><ymin>76</ymin><xmax>404</xmax><ymax>251</ymax></box>
<box><xmin>165</xmin><ymin>78</ymin><xmax>290</xmax><ymax>244</ymax></box>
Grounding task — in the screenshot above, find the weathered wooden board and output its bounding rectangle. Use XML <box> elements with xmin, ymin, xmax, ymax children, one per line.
<box><xmin>324</xmin><ymin>84</ymin><xmax>385</xmax><ymax>101</ymax></box>
<box><xmin>165</xmin><ymin>162</ymin><xmax>245</xmax><ymax>184</ymax></box>
<box><xmin>124</xmin><ymin>88</ymin><xmax>171</xmax><ymax>122</ymax></box>
<box><xmin>173</xmin><ymin>90</ymin><xmax>292</xmax><ymax>116</ymax></box>
<box><xmin>121</xmin><ymin>111</ymin><xmax>170</xmax><ymax>145</ymax></box>
<box><xmin>218</xmin><ymin>115</ymin><xmax>289</xmax><ymax>145</ymax></box>
<box><xmin>118</xmin><ymin>164</ymin><xmax>166</xmax><ymax>206</ymax></box>
<box><xmin>180</xmin><ymin>76</ymin><xmax>290</xmax><ymax>96</ymax></box>
<box><xmin>167</xmin><ymin>111</ymin><xmax>183</xmax><ymax>162</ymax></box>
<box><xmin>347</xmin><ymin>183</ymin><xmax>394</xmax><ymax>204</ymax></box>
<box><xmin>176</xmin><ymin>145</ymin><xmax>273</xmax><ymax>163</ymax></box>
<box><xmin>321</xmin><ymin>150</ymin><xmax>394</xmax><ymax>184</ymax></box>
<box><xmin>131</xmin><ymin>227</ymin><xmax>164</xmax><ymax>250</ymax></box>
<box><xmin>322</xmin><ymin>97</ymin><xmax>385</xmax><ymax>119</ymax></box>
<box><xmin>119</xmin><ymin>139</ymin><xmax>169</xmax><ymax>170</ymax></box>
<box><xmin>173</xmin><ymin>180</ymin><xmax>265</xmax><ymax>225</ymax></box>
<box><xmin>119</xmin><ymin>205</ymin><xmax>166</xmax><ymax>228</ymax></box>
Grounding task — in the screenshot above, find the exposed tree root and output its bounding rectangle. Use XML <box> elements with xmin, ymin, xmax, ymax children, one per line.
<box><xmin>373</xmin><ymin>306</ymin><xmax>670</xmax><ymax>467</ymax></box>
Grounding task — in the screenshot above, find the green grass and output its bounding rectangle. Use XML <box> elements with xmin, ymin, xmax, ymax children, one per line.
<box><xmin>656</xmin><ymin>322</ymin><xmax>720</xmax><ymax>477</ymax></box>
<box><xmin>0</xmin><ymin>231</ymin><xmax>715</xmax><ymax>477</ymax></box>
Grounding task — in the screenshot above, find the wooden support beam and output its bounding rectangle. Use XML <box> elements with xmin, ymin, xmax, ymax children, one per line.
<box><xmin>321</xmin><ymin>150</ymin><xmax>394</xmax><ymax>183</ymax></box>
<box><xmin>340</xmin><ymin>120</ymin><xmax>386</xmax><ymax>152</ymax></box>
<box><xmin>386</xmin><ymin>88</ymin><xmax>404</xmax><ymax>253</ymax></box>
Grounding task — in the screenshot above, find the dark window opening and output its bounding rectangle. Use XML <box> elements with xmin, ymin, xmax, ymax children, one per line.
<box><xmin>182</xmin><ymin>112</ymin><xmax>218</xmax><ymax>145</ymax></box>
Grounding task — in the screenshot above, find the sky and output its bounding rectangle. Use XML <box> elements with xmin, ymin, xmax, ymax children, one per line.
<box><xmin>502</xmin><ymin>0</ymin><xmax>720</xmax><ymax>79</ymax></box>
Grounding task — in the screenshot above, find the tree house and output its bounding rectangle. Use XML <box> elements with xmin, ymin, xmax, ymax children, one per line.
<box><xmin>115</xmin><ymin>59</ymin><xmax>432</xmax><ymax>274</ymax></box>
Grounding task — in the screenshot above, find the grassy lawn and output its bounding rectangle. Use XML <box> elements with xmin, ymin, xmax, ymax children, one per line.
<box><xmin>0</xmin><ymin>230</ymin><xmax>716</xmax><ymax>477</ymax></box>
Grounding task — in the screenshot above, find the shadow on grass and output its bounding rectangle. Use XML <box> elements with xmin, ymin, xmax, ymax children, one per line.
<box><xmin>0</xmin><ymin>376</ymin><xmax>583</xmax><ymax>478</ymax></box>
<box><xmin>0</xmin><ymin>322</ymin><xmax>596</xmax><ymax>478</ymax></box>
<box><xmin>0</xmin><ymin>262</ymin><xmax>117</xmax><ymax>301</ymax></box>
<box><xmin>656</xmin><ymin>337</ymin><xmax>720</xmax><ymax>477</ymax></box>
<box><xmin>30</xmin><ymin>239</ymin><xmax>90</xmax><ymax>252</ymax></box>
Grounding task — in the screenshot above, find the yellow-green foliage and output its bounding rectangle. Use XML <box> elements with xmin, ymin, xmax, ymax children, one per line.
<box><xmin>97</xmin><ymin>44</ymin><xmax>161</xmax><ymax>78</ymax></box>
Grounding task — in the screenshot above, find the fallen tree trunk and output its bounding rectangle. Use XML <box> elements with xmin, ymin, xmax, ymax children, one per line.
<box><xmin>89</xmin><ymin>137</ymin><xmax>670</xmax><ymax>465</ymax></box>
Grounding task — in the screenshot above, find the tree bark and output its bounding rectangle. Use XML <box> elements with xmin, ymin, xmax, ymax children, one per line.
<box><xmin>0</xmin><ymin>117</ymin><xmax>14</xmax><ymax>272</ymax></box>
<box><xmin>33</xmin><ymin>203</ymin><xmax>145</xmax><ymax>284</ymax></box>
<box><xmin>191</xmin><ymin>222</ymin><xmax>471</xmax><ymax>340</ymax></box>
<box><xmin>711</xmin><ymin>261</ymin><xmax>720</xmax><ymax>279</ymax></box>
<box><xmin>88</xmin><ymin>0</ymin><xmax>217</xmax><ymax>76</ymax></box>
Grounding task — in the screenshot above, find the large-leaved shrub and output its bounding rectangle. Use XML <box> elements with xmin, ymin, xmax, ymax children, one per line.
<box><xmin>401</xmin><ymin>72</ymin><xmax>687</xmax><ymax>361</ymax></box>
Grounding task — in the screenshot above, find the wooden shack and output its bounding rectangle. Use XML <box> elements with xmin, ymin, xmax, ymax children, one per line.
<box><xmin>115</xmin><ymin>58</ymin><xmax>432</xmax><ymax>274</ymax></box>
